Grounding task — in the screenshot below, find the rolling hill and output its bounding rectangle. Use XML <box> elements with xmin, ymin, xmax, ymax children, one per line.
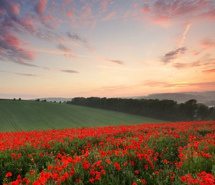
<box><xmin>0</xmin><ymin>99</ymin><xmax>163</xmax><ymax>132</ymax></box>
<box><xmin>137</xmin><ymin>91</ymin><xmax>215</xmax><ymax>106</ymax></box>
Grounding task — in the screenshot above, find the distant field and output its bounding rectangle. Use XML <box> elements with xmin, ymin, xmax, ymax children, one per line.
<box><xmin>0</xmin><ymin>99</ymin><xmax>163</xmax><ymax>132</ymax></box>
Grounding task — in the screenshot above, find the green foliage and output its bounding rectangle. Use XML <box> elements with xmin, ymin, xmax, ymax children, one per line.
<box><xmin>69</xmin><ymin>97</ymin><xmax>215</xmax><ymax>121</ymax></box>
<box><xmin>0</xmin><ymin>100</ymin><xmax>162</xmax><ymax>132</ymax></box>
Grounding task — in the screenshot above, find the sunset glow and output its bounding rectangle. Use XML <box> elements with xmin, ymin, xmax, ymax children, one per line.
<box><xmin>0</xmin><ymin>0</ymin><xmax>215</xmax><ymax>98</ymax></box>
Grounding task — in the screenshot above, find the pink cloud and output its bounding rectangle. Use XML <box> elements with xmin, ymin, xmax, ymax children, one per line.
<box><xmin>99</xmin><ymin>0</ymin><xmax>113</xmax><ymax>12</ymax></box>
<box><xmin>0</xmin><ymin>33</ymin><xmax>35</xmax><ymax>64</ymax></box>
<box><xmin>10</xmin><ymin>2</ymin><xmax>20</xmax><ymax>16</ymax></box>
<box><xmin>140</xmin><ymin>0</ymin><xmax>213</xmax><ymax>26</ymax></box>
<box><xmin>67</xmin><ymin>10</ymin><xmax>73</xmax><ymax>17</ymax></box>
<box><xmin>20</xmin><ymin>17</ymin><xmax>35</xmax><ymax>32</ymax></box>
<box><xmin>36</xmin><ymin>0</ymin><xmax>48</xmax><ymax>15</ymax></box>
<box><xmin>102</xmin><ymin>11</ymin><xmax>116</xmax><ymax>21</ymax></box>
<box><xmin>4</xmin><ymin>34</ymin><xmax>20</xmax><ymax>47</ymax></box>
<box><xmin>201</xmin><ymin>8</ymin><xmax>215</xmax><ymax>20</ymax></box>
<box><xmin>203</xmin><ymin>69</ymin><xmax>215</xmax><ymax>73</ymax></box>
<box><xmin>201</xmin><ymin>38</ymin><xmax>215</xmax><ymax>49</ymax></box>
<box><xmin>141</xmin><ymin>5</ymin><xmax>150</xmax><ymax>14</ymax></box>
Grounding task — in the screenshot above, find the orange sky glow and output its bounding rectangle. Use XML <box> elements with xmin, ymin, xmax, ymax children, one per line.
<box><xmin>0</xmin><ymin>0</ymin><xmax>215</xmax><ymax>99</ymax></box>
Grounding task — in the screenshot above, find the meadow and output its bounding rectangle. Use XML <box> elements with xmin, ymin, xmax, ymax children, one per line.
<box><xmin>0</xmin><ymin>121</ymin><xmax>214</xmax><ymax>185</ymax></box>
<box><xmin>0</xmin><ymin>100</ymin><xmax>162</xmax><ymax>132</ymax></box>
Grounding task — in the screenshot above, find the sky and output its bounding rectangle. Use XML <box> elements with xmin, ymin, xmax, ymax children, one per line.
<box><xmin>0</xmin><ymin>0</ymin><xmax>215</xmax><ymax>99</ymax></box>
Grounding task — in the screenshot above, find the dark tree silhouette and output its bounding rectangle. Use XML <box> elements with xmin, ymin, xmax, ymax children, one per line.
<box><xmin>67</xmin><ymin>97</ymin><xmax>215</xmax><ymax>121</ymax></box>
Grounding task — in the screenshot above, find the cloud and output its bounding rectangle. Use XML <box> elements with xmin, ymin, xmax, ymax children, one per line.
<box><xmin>35</xmin><ymin>0</ymin><xmax>48</xmax><ymax>15</ymax></box>
<box><xmin>102</xmin><ymin>11</ymin><xmax>116</xmax><ymax>21</ymax></box>
<box><xmin>162</xmin><ymin>47</ymin><xmax>187</xmax><ymax>63</ymax></box>
<box><xmin>0</xmin><ymin>1</ymin><xmax>38</xmax><ymax>66</ymax></box>
<box><xmin>67</xmin><ymin>32</ymin><xmax>87</xmax><ymax>43</ymax></box>
<box><xmin>99</xmin><ymin>0</ymin><xmax>113</xmax><ymax>12</ymax></box>
<box><xmin>140</xmin><ymin>0</ymin><xmax>214</xmax><ymax>25</ymax></box>
<box><xmin>201</xmin><ymin>38</ymin><xmax>215</xmax><ymax>49</ymax></box>
<box><xmin>173</xmin><ymin>62</ymin><xmax>199</xmax><ymax>69</ymax></box>
<box><xmin>143</xmin><ymin>81</ymin><xmax>171</xmax><ymax>87</ymax></box>
<box><xmin>0</xmin><ymin>70</ymin><xmax>37</xmax><ymax>77</ymax></box>
<box><xmin>177</xmin><ymin>23</ymin><xmax>191</xmax><ymax>48</ymax></box>
<box><xmin>57</xmin><ymin>44</ymin><xmax>74</xmax><ymax>58</ymax></box>
<box><xmin>203</xmin><ymin>69</ymin><xmax>215</xmax><ymax>73</ymax></box>
<box><xmin>61</xmin><ymin>69</ymin><xmax>79</xmax><ymax>74</ymax></box>
<box><xmin>143</xmin><ymin>80</ymin><xmax>215</xmax><ymax>88</ymax></box>
<box><xmin>15</xmin><ymin>73</ymin><xmax>37</xmax><ymax>77</ymax></box>
<box><xmin>0</xmin><ymin>33</ymin><xmax>36</xmax><ymax>66</ymax></box>
<box><xmin>201</xmin><ymin>8</ymin><xmax>215</xmax><ymax>20</ymax></box>
<box><xmin>173</xmin><ymin>57</ymin><xmax>215</xmax><ymax>69</ymax></box>
<box><xmin>108</xmin><ymin>59</ymin><xmax>124</xmax><ymax>65</ymax></box>
<box><xmin>58</xmin><ymin>44</ymin><xmax>70</xmax><ymax>52</ymax></box>
<box><xmin>10</xmin><ymin>2</ymin><xmax>20</xmax><ymax>16</ymax></box>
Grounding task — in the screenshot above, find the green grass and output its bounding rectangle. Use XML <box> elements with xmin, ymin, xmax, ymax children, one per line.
<box><xmin>0</xmin><ymin>99</ymin><xmax>163</xmax><ymax>132</ymax></box>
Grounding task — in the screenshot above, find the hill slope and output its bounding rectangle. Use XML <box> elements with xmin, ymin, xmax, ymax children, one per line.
<box><xmin>0</xmin><ymin>100</ymin><xmax>163</xmax><ymax>132</ymax></box>
<box><xmin>136</xmin><ymin>91</ymin><xmax>215</xmax><ymax>106</ymax></box>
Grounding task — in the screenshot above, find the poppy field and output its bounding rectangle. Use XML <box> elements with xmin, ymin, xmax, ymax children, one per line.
<box><xmin>0</xmin><ymin>121</ymin><xmax>214</xmax><ymax>185</ymax></box>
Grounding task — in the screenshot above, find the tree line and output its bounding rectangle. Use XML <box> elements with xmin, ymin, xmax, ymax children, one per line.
<box><xmin>67</xmin><ymin>97</ymin><xmax>215</xmax><ymax>121</ymax></box>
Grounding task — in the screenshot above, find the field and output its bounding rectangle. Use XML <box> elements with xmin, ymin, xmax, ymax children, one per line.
<box><xmin>0</xmin><ymin>121</ymin><xmax>214</xmax><ymax>185</ymax></box>
<box><xmin>0</xmin><ymin>100</ymin><xmax>162</xmax><ymax>132</ymax></box>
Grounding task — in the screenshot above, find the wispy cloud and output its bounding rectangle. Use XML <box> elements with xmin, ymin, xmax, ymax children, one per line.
<box><xmin>178</xmin><ymin>23</ymin><xmax>192</xmax><ymax>48</ymax></box>
<box><xmin>108</xmin><ymin>59</ymin><xmax>124</xmax><ymax>65</ymax></box>
<box><xmin>0</xmin><ymin>70</ymin><xmax>37</xmax><ymax>77</ymax></box>
<box><xmin>0</xmin><ymin>0</ymin><xmax>90</xmax><ymax>66</ymax></box>
<box><xmin>0</xmin><ymin>33</ymin><xmax>36</xmax><ymax>66</ymax></box>
<box><xmin>15</xmin><ymin>73</ymin><xmax>37</xmax><ymax>77</ymax></box>
<box><xmin>201</xmin><ymin>38</ymin><xmax>215</xmax><ymax>49</ymax></box>
<box><xmin>143</xmin><ymin>80</ymin><xmax>215</xmax><ymax>88</ymax></box>
<box><xmin>61</xmin><ymin>69</ymin><xmax>79</xmax><ymax>74</ymax></box>
<box><xmin>162</xmin><ymin>47</ymin><xmax>187</xmax><ymax>63</ymax></box>
<box><xmin>139</xmin><ymin>0</ymin><xmax>215</xmax><ymax>26</ymax></box>
<box><xmin>173</xmin><ymin>57</ymin><xmax>215</xmax><ymax>69</ymax></box>
<box><xmin>35</xmin><ymin>0</ymin><xmax>48</xmax><ymax>15</ymax></box>
<box><xmin>203</xmin><ymin>68</ymin><xmax>215</xmax><ymax>73</ymax></box>
<box><xmin>67</xmin><ymin>32</ymin><xmax>87</xmax><ymax>44</ymax></box>
<box><xmin>201</xmin><ymin>8</ymin><xmax>215</xmax><ymax>20</ymax></box>
<box><xmin>99</xmin><ymin>0</ymin><xmax>113</xmax><ymax>12</ymax></box>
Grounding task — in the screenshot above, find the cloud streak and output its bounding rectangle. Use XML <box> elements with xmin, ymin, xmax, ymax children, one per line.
<box><xmin>201</xmin><ymin>38</ymin><xmax>215</xmax><ymax>49</ymax></box>
<box><xmin>0</xmin><ymin>70</ymin><xmax>37</xmax><ymax>77</ymax></box>
<box><xmin>173</xmin><ymin>57</ymin><xmax>215</xmax><ymax>69</ymax></box>
<box><xmin>143</xmin><ymin>80</ymin><xmax>215</xmax><ymax>88</ymax></box>
<box><xmin>162</xmin><ymin>47</ymin><xmax>187</xmax><ymax>63</ymax></box>
<box><xmin>140</xmin><ymin>0</ymin><xmax>214</xmax><ymax>25</ymax></box>
<box><xmin>61</xmin><ymin>69</ymin><xmax>79</xmax><ymax>74</ymax></box>
<box><xmin>67</xmin><ymin>32</ymin><xmax>87</xmax><ymax>44</ymax></box>
<box><xmin>203</xmin><ymin>69</ymin><xmax>215</xmax><ymax>73</ymax></box>
<box><xmin>36</xmin><ymin>0</ymin><xmax>48</xmax><ymax>15</ymax></box>
<box><xmin>178</xmin><ymin>23</ymin><xmax>192</xmax><ymax>48</ymax></box>
<box><xmin>108</xmin><ymin>59</ymin><xmax>124</xmax><ymax>65</ymax></box>
<box><xmin>0</xmin><ymin>33</ymin><xmax>36</xmax><ymax>66</ymax></box>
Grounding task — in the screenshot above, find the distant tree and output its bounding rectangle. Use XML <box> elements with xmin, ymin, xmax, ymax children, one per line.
<box><xmin>179</xmin><ymin>99</ymin><xmax>198</xmax><ymax>120</ymax></box>
<box><xmin>68</xmin><ymin>97</ymin><xmax>213</xmax><ymax>121</ymax></box>
<box><xmin>35</xmin><ymin>99</ymin><xmax>40</xmax><ymax>102</ymax></box>
<box><xmin>196</xmin><ymin>104</ymin><xmax>209</xmax><ymax>120</ymax></box>
<box><xmin>13</xmin><ymin>98</ymin><xmax>16</xmax><ymax>101</ymax></box>
<box><xmin>18</xmin><ymin>98</ymin><xmax>21</xmax><ymax>101</ymax></box>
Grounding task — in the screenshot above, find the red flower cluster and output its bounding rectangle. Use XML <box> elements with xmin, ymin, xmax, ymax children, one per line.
<box><xmin>181</xmin><ymin>171</ymin><xmax>215</xmax><ymax>185</ymax></box>
<box><xmin>0</xmin><ymin>121</ymin><xmax>214</xmax><ymax>185</ymax></box>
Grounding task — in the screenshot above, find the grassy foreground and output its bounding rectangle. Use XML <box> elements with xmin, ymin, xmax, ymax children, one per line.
<box><xmin>0</xmin><ymin>99</ymin><xmax>163</xmax><ymax>132</ymax></box>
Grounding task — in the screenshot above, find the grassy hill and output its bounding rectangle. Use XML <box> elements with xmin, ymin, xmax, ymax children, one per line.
<box><xmin>0</xmin><ymin>99</ymin><xmax>163</xmax><ymax>132</ymax></box>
